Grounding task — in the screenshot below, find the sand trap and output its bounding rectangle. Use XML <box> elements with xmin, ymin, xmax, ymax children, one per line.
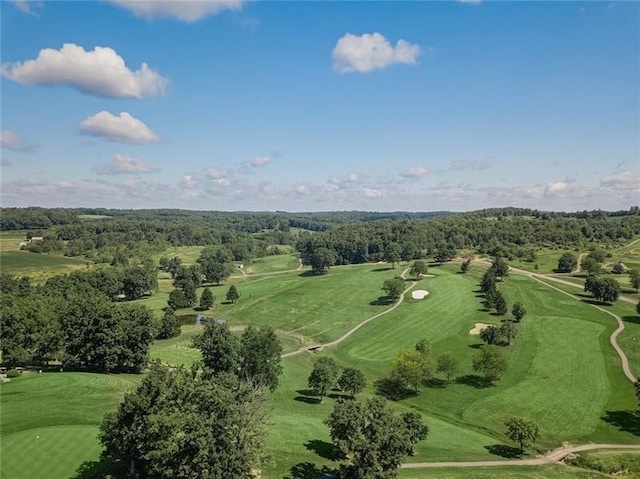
<box><xmin>469</xmin><ymin>323</ymin><xmax>492</xmax><ymax>335</ymax></box>
<box><xmin>411</xmin><ymin>290</ymin><xmax>429</xmax><ymax>300</ymax></box>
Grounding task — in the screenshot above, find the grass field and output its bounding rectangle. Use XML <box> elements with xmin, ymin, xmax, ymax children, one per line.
<box><xmin>4</xmin><ymin>253</ymin><xmax>639</xmax><ymax>479</ymax></box>
<box><xmin>262</xmin><ymin>265</ymin><xmax>639</xmax><ymax>477</ymax></box>
<box><xmin>509</xmin><ymin>247</ymin><xmax>580</xmax><ymax>274</ymax></box>
<box><xmin>242</xmin><ymin>253</ymin><xmax>300</xmax><ymax>275</ymax></box>
<box><xmin>0</xmin><ymin>372</ymin><xmax>140</xmax><ymax>479</ymax></box>
<box><xmin>398</xmin><ymin>464</ymin><xmax>610</xmax><ymax>478</ymax></box>
<box><xmin>0</xmin><ymin>231</ymin><xmax>28</xmax><ymax>252</ymax></box>
<box><xmin>0</xmin><ymin>250</ymin><xmax>92</xmax><ymax>278</ymax></box>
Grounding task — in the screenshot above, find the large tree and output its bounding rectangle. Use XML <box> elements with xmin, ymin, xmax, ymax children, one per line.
<box><xmin>584</xmin><ymin>277</ymin><xmax>621</xmax><ymax>304</ymax></box>
<box><xmin>100</xmin><ymin>367</ymin><xmax>269</xmax><ymax>479</ymax></box>
<box><xmin>383</xmin><ymin>277</ymin><xmax>405</xmax><ymax>301</ymax></box>
<box><xmin>436</xmin><ymin>352</ymin><xmax>459</xmax><ymax>384</ymax></box>
<box><xmin>193</xmin><ymin>320</ymin><xmax>241</xmax><ymax>375</ymax></box>
<box><xmin>226</xmin><ymin>284</ymin><xmax>240</xmax><ymax>304</ymax></box>
<box><xmin>629</xmin><ymin>269</ymin><xmax>640</xmax><ymax>293</ymax></box>
<box><xmin>199</xmin><ymin>287</ymin><xmax>214</xmax><ymax>310</ymax></box>
<box><xmin>384</xmin><ymin>243</ymin><xmax>402</xmax><ymax>269</ymax></box>
<box><xmin>490</xmin><ymin>257</ymin><xmax>509</xmax><ymax>281</ymax></box>
<box><xmin>557</xmin><ymin>252</ymin><xmax>577</xmax><ymax>273</ymax></box>
<box><xmin>240</xmin><ymin>325</ymin><xmax>282</xmax><ymax>391</ymax></box>
<box><xmin>308</xmin><ymin>356</ymin><xmax>340</xmax><ymax>402</ymax></box>
<box><xmin>390</xmin><ymin>349</ymin><xmax>432</xmax><ymax>393</ymax></box>
<box><xmin>337</xmin><ymin>367</ymin><xmax>367</xmax><ymax>398</ymax></box>
<box><xmin>511</xmin><ymin>302</ymin><xmax>526</xmax><ymax>322</ymax></box>
<box><xmin>156</xmin><ymin>309</ymin><xmax>181</xmax><ymax>340</ymax></box>
<box><xmin>409</xmin><ymin>260</ymin><xmax>428</xmax><ymax>279</ymax></box>
<box><xmin>325</xmin><ymin>397</ymin><xmax>428</xmax><ymax>478</ymax></box>
<box><xmin>472</xmin><ymin>345</ymin><xmax>507</xmax><ymax>383</ymax></box>
<box><xmin>308</xmin><ymin>247</ymin><xmax>337</xmax><ymax>275</ymax></box>
<box><xmin>504</xmin><ymin>416</ymin><xmax>539</xmax><ymax>453</ymax></box>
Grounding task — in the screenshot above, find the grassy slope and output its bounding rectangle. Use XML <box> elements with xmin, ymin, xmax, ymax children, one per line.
<box><xmin>0</xmin><ymin>373</ymin><xmax>140</xmax><ymax>479</ymax></box>
<box><xmin>264</xmin><ymin>266</ymin><xmax>639</xmax><ymax>477</ymax></box>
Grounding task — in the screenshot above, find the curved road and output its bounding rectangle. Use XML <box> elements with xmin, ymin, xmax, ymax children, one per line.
<box><xmin>282</xmin><ymin>267</ymin><xmax>417</xmax><ymax>358</ymax></box>
<box><xmin>402</xmin><ymin>444</ymin><xmax>640</xmax><ymax>469</ymax></box>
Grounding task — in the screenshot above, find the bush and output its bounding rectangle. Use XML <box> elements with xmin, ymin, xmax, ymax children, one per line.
<box><xmin>6</xmin><ymin>368</ymin><xmax>21</xmax><ymax>378</ymax></box>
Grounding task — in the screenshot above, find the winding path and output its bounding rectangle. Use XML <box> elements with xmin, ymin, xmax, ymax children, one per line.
<box><xmin>474</xmin><ymin>258</ymin><xmax>637</xmax><ymax>383</ymax></box>
<box><xmin>401</xmin><ymin>444</ymin><xmax>640</xmax><ymax>469</ymax></box>
<box><xmin>282</xmin><ymin>268</ymin><xmax>418</xmax><ymax>358</ymax></box>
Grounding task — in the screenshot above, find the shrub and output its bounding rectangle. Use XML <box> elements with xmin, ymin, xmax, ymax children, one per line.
<box><xmin>6</xmin><ymin>368</ymin><xmax>21</xmax><ymax>378</ymax></box>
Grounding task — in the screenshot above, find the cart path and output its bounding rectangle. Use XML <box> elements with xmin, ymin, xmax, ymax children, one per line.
<box><xmin>474</xmin><ymin>257</ymin><xmax>637</xmax><ymax>383</ymax></box>
<box><xmin>401</xmin><ymin>444</ymin><xmax>640</xmax><ymax>469</ymax></box>
<box><xmin>282</xmin><ymin>268</ymin><xmax>417</xmax><ymax>358</ymax></box>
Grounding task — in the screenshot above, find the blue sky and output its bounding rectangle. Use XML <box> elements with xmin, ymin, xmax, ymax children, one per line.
<box><xmin>1</xmin><ymin>0</ymin><xmax>638</xmax><ymax>212</ymax></box>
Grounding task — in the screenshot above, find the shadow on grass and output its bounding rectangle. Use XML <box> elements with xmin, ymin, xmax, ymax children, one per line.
<box><xmin>284</xmin><ymin>462</ymin><xmax>336</xmax><ymax>479</ymax></box>
<box><xmin>370</xmin><ymin>296</ymin><xmax>393</xmax><ymax>306</ymax></box>
<box><xmin>456</xmin><ymin>374</ymin><xmax>492</xmax><ymax>389</ymax></box>
<box><xmin>623</xmin><ymin>316</ymin><xmax>640</xmax><ymax>325</ymax></box>
<box><xmin>304</xmin><ymin>439</ymin><xmax>344</xmax><ymax>461</ymax></box>
<box><xmin>467</xmin><ymin>343</ymin><xmax>483</xmax><ymax>349</ymax></box>
<box><xmin>422</xmin><ymin>377</ymin><xmax>448</xmax><ymax>388</ymax></box>
<box><xmin>485</xmin><ymin>444</ymin><xmax>522</xmax><ymax>458</ymax></box>
<box><xmin>374</xmin><ymin>378</ymin><xmax>415</xmax><ymax>400</ymax></box>
<box><xmin>371</xmin><ymin>267</ymin><xmax>394</xmax><ymax>272</ymax></box>
<box><xmin>72</xmin><ymin>455</ymin><xmax>126</xmax><ymax>479</ymax></box>
<box><xmin>298</xmin><ymin>270</ymin><xmax>325</xmax><ymax>278</ymax></box>
<box><xmin>602</xmin><ymin>410</ymin><xmax>640</xmax><ymax>436</ymax></box>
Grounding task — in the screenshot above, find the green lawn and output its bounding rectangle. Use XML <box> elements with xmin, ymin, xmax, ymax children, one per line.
<box><xmin>264</xmin><ymin>266</ymin><xmax>639</xmax><ymax>477</ymax></box>
<box><xmin>0</xmin><ymin>250</ymin><xmax>92</xmax><ymax>278</ymax></box>
<box><xmin>0</xmin><ymin>231</ymin><xmax>28</xmax><ymax>252</ymax></box>
<box><xmin>398</xmin><ymin>464</ymin><xmax>609</xmax><ymax>478</ymax></box>
<box><xmin>0</xmin><ymin>372</ymin><xmax>140</xmax><ymax>479</ymax></box>
<box><xmin>509</xmin><ymin>247</ymin><xmax>579</xmax><ymax>274</ymax></box>
<box><xmin>241</xmin><ymin>253</ymin><xmax>301</xmax><ymax>275</ymax></box>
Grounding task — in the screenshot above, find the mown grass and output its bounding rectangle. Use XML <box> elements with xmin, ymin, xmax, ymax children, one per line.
<box><xmin>0</xmin><ymin>231</ymin><xmax>27</xmax><ymax>252</ymax></box>
<box><xmin>264</xmin><ymin>266</ymin><xmax>639</xmax><ymax>476</ymax></box>
<box><xmin>0</xmin><ymin>250</ymin><xmax>92</xmax><ymax>278</ymax></box>
<box><xmin>242</xmin><ymin>254</ymin><xmax>300</xmax><ymax>275</ymax></box>
<box><xmin>0</xmin><ymin>372</ymin><xmax>140</xmax><ymax>479</ymax></box>
<box><xmin>509</xmin><ymin>247</ymin><xmax>579</xmax><ymax>274</ymax></box>
<box><xmin>398</xmin><ymin>464</ymin><xmax>609</xmax><ymax>478</ymax></box>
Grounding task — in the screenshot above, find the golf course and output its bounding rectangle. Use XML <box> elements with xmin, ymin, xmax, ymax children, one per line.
<box><xmin>2</xmin><ymin>246</ymin><xmax>639</xmax><ymax>479</ymax></box>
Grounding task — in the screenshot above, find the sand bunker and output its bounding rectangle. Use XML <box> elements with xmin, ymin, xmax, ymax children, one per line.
<box><xmin>469</xmin><ymin>323</ymin><xmax>492</xmax><ymax>335</ymax></box>
<box><xmin>411</xmin><ymin>290</ymin><xmax>430</xmax><ymax>300</ymax></box>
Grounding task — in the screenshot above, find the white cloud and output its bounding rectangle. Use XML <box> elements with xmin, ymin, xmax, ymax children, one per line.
<box><xmin>294</xmin><ymin>184</ymin><xmax>309</xmax><ymax>196</ymax></box>
<box><xmin>0</xmin><ymin>130</ymin><xmax>36</xmax><ymax>153</ymax></box>
<box><xmin>250</xmin><ymin>156</ymin><xmax>270</xmax><ymax>167</ymax></box>
<box><xmin>108</xmin><ymin>0</ymin><xmax>245</xmax><ymax>22</ymax></box>
<box><xmin>544</xmin><ymin>181</ymin><xmax>568</xmax><ymax>196</ymax></box>
<box><xmin>363</xmin><ymin>188</ymin><xmax>383</xmax><ymax>199</ymax></box>
<box><xmin>332</xmin><ymin>32</ymin><xmax>420</xmax><ymax>74</ymax></box>
<box><xmin>79</xmin><ymin>111</ymin><xmax>160</xmax><ymax>144</ymax></box>
<box><xmin>12</xmin><ymin>1</ymin><xmax>44</xmax><ymax>16</ymax></box>
<box><xmin>96</xmin><ymin>154</ymin><xmax>160</xmax><ymax>175</ymax></box>
<box><xmin>2</xmin><ymin>43</ymin><xmax>167</xmax><ymax>98</ymax></box>
<box><xmin>400</xmin><ymin>166</ymin><xmax>430</xmax><ymax>178</ymax></box>
<box><xmin>600</xmin><ymin>170</ymin><xmax>640</xmax><ymax>190</ymax></box>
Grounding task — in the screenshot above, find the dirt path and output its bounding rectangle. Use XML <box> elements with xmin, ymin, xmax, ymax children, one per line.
<box><xmin>282</xmin><ymin>268</ymin><xmax>416</xmax><ymax>358</ymax></box>
<box><xmin>401</xmin><ymin>444</ymin><xmax>640</xmax><ymax>469</ymax></box>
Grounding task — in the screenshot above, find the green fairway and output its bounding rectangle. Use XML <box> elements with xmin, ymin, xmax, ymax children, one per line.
<box><xmin>242</xmin><ymin>253</ymin><xmax>301</xmax><ymax>275</ymax></box>
<box><xmin>0</xmin><ymin>372</ymin><xmax>140</xmax><ymax>479</ymax></box>
<box><xmin>398</xmin><ymin>464</ymin><xmax>609</xmax><ymax>478</ymax></box>
<box><xmin>509</xmin><ymin>247</ymin><xmax>578</xmax><ymax>274</ymax></box>
<box><xmin>0</xmin><ymin>250</ymin><xmax>92</xmax><ymax>278</ymax></box>
<box><xmin>264</xmin><ymin>266</ymin><xmax>639</xmax><ymax>476</ymax></box>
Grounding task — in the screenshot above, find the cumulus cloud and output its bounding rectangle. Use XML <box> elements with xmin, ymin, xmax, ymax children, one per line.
<box><xmin>79</xmin><ymin>111</ymin><xmax>160</xmax><ymax>144</ymax></box>
<box><xmin>400</xmin><ymin>166</ymin><xmax>430</xmax><ymax>178</ymax></box>
<box><xmin>1</xmin><ymin>130</ymin><xmax>37</xmax><ymax>153</ymax></box>
<box><xmin>600</xmin><ymin>170</ymin><xmax>640</xmax><ymax>190</ymax></box>
<box><xmin>332</xmin><ymin>32</ymin><xmax>420</xmax><ymax>74</ymax></box>
<box><xmin>95</xmin><ymin>154</ymin><xmax>160</xmax><ymax>175</ymax></box>
<box><xmin>363</xmin><ymin>188</ymin><xmax>383</xmax><ymax>199</ymax></box>
<box><xmin>2</xmin><ymin>43</ymin><xmax>168</xmax><ymax>98</ymax></box>
<box><xmin>450</xmin><ymin>159</ymin><xmax>492</xmax><ymax>171</ymax></box>
<box><xmin>250</xmin><ymin>156</ymin><xmax>270</xmax><ymax>167</ymax></box>
<box><xmin>108</xmin><ymin>0</ymin><xmax>245</xmax><ymax>22</ymax></box>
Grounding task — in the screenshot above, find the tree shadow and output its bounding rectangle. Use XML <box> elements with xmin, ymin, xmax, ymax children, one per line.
<box><xmin>456</xmin><ymin>374</ymin><xmax>492</xmax><ymax>389</ymax></box>
<box><xmin>485</xmin><ymin>444</ymin><xmax>522</xmax><ymax>458</ymax></box>
<box><xmin>422</xmin><ymin>377</ymin><xmax>447</xmax><ymax>388</ymax></box>
<box><xmin>374</xmin><ymin>377</ymin><xmax>414</xmax><ymax>400</ymax></box>
<box><xmin>294</xmin><ymin>396</ymin><xmax>322</xmax><ymax>404</ymax></box>
<box><xmin>71</xmin><ymin>455</ymin><xmax>125</xmax><ymax>479</ymax></box>
<box><xmin>602</xmin><ymin>410</ymin><xmax>640</xmax><ymax>436</ymax></box>
<box><xmin>298</xmin><ymin>270</ymin><xmax>321</xmax><ymax>277</ymax></box>
<box><xmin>327</xmin><ymin>392</ymin><xmax>350</xmax><ymax>400</ymax></box>
<box><xmin>284</xmin><ymin>462</ymin><xmax>336</xmax><ymax>479</ymax></box>
<box><xmin>370</xmin><ymin>296</ymin><xmax>393</xmax><ymax>306</ymax></box>
<box><xmin>623</xmin><ymin>316</ymin><xmax>640</xmax><ymax>325</ymax></box>
<box><xmin>371</xmin><ymin>267</ymin><xmax>394</xmax><ymax>272</ymax></box>
<box><xmin>467</xmin><ymin>343</ymin><xmax>483</xmax><ymax>349</ymax></box>
<box><xmin>304</xmin><ymin>439</ymin><xmax>344</xmax><ymax>461</ymax></box>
